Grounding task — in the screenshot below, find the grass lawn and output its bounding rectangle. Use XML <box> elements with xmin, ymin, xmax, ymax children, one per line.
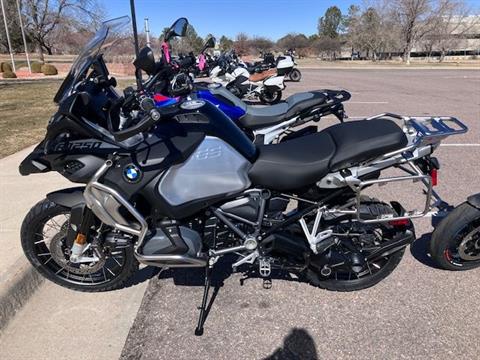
<box><xmin>0</xmin><ymin>79</ymin><xmax>134</xmax><ymax>158</ymax></box>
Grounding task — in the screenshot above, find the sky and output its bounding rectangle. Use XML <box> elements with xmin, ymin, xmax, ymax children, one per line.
<box><xmin>104</xmin><ymin>0</ymin><xmax>480</xmax><ymax>41</ymax></box>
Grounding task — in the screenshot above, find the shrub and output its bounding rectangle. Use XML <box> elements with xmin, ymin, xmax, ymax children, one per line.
<box><xmin>31</xmin><ymin>62</ymin><xmax>43</xmax><ymax>73</ymax></box>
<box><xmin>1</xmin><ymin>62</ymin><xmax>12</xmax><ymax>72</ymax></box>
<box><xmin>41</xmin><ymin>64</ymin><xmax>58</xmax><ymax>76</ymax></box>
<box><xmin>2</xmin><ymin>71</ymin><xmax>17</xmax><ymax>79</ymax></box>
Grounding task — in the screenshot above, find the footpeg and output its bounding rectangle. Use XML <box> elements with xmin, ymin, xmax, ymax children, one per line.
<box><xmin>259</xmin><ymin>258</ymin><xmax>271</xmax><ymax>277</ymax></box>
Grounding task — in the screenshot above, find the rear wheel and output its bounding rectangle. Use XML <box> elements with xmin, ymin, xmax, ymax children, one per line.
<box><xmin>289</xmin><ymin>68</ymin><xmax>302</xmax><ymax>82</ymax></box>
<box><xmin>430</xmin><ymin>202</ymin><xmax>480</xmax><ymax>270</ymax></box>
<box><xmin>260</xmin><ymin>90</ymin><xmax>282</xmax><ymax>104</ymax></box>
<box><xmin>21</xmin><ymin>199</ymin><xmax>138</xmax><ymax>292</ymax></box>
<box><xmin>303</xmin><ymin>198</ymin><xmax>410</xmax><ymax>291</ymax></box>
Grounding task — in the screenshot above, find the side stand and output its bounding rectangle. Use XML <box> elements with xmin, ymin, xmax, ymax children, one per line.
<box><xmin>194</xmin><ymin>265</ymin><xmax>213</xmax><ymax>336</ymax></box>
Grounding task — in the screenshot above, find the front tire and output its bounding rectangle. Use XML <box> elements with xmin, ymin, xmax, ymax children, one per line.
<box><xmin>289</xmin><ymin>68</ymin><xmax>302</xmax><ymax>82</ymax></box>
<box><xmin>260</xmin><ymin>90</ymin><xmax>282</xmax><ymax>104</ymax></box>
<box><xmin>21</xmin><ymin>199</ymin><xmax>139</xmax><ymax>292</ymax></box>
<box><xmin>430</xmin><ymin>202</ymin><xmax>480</xmax><ymax>270</ymax></box>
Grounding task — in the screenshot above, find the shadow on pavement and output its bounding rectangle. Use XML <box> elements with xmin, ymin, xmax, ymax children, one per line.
<box><xmin>410</xmin><ymin>213</ymin><xmax>446</xmax><ymax>269</ymax></box>
<box><xmin>264</xmin><ymin>328</ymin><xmax>318</xmax><ymax>360</ymax></box>
<box><xmin>121</xmin><ymin>266</ymin><xmax>161</xmax><ymax>289</ymax></box>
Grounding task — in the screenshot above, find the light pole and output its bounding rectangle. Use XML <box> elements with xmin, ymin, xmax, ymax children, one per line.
<box><xmin>0</xmin><ymin>0</ymin><xmax>16</xmax><ymax>72</ymax></box>
<box><xmin>145</xmin><ymin>17</ymin><xmax>151</xmax><ymax>48</ymax></box>
<box><xmin>16</xmin><ymin>0</ymin><xmax>31</xmax><ymax>73</ymax></box>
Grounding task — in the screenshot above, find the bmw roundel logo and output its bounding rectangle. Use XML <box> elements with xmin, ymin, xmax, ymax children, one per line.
<box><xmin>123</xmin><ymin>164</ymin><xmax>142</xmax><ymax>183</ymax></box>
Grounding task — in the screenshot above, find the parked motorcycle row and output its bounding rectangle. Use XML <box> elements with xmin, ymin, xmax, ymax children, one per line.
<box><xmin>19</xmin><ymin>17</ymin><xmax>480</xmax><ymax>336</ymax></box>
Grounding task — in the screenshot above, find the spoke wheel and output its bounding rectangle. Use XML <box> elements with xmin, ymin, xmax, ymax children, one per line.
<box><xmin>21</xmin><ymin>199</ymin><xmax>138</xmax><ymax>292</ymax></box>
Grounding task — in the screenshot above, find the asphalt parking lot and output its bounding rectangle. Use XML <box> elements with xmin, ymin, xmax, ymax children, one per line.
<box><xmin>120</xmin><ymin>69</ymin><xmax>480</xmax><ymax>360</ymax></box>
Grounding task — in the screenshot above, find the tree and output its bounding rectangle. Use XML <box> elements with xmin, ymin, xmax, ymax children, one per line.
<box><xmin>0</xmin><ymin>0</ymin><xmax>27</xmax><ymax>53</ymax></box>
<box><xmin>358</xmin><ymin>8</ymin><xmax>383</xmax><ymax>60</ymax></box>
<box><xmin>388</xmin><ymin>0</ymin><xmax>457</xmax><ymax>64</ymax></box>
<box><xmin>277</xmin><ymin>33</ymin><xmax>309</xmax><ymax>50</ymax></box>
<box><xmin>234</xmin><ymin>32</ymin><xmax>249</xmax><ymax>55</ymax></box>
<box><xmin>344</xmin><ymin>4</ymin><xmax>361</xmax><ymax>57</ymax></box>
<box><xmin>218</xmin><ymin>35</ymin><xmax>233</xmax><ymax>51</ymax></box>
<box><xmin>318</xmin><ymin>6</ymin><xmax>343</xmax><ymax>38</ymax></box>
<box><xmin>313</xmin><ymin>36</ymin><xmax>342</xmax><ymax>60</ymax></box>
<box><xmin>21</xmin><ymin>0</ymin><xmax>103</xmax><ymax>61</ymax></box>
<box><xmin>170</xmin><ymin>24</ymin><xmax>203</xmax><ymax>54</ymax></box>
<box><xmin>249</xmin><ymin>36</ymin><xmax>274</xmax><ymax>55</ymax></box>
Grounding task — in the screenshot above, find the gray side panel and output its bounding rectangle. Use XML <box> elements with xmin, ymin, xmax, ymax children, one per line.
<box><xmin>158</xmin><ymin>137</ymin><xmax>251</xmax><ymax>206</ymax></box>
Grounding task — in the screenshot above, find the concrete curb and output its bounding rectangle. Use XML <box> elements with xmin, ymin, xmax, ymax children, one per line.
<box><xmin>0</xmin><ymin>258</ymin><xmax>44</xmax><ymax>333</ymax></box>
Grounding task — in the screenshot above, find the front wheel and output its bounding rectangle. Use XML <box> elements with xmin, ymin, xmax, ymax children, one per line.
<box><xmin>430</xmin><ymin>202</ymin><xmax>480</xmax><ymax>270</ymax></box>
<box><xmin>289</xmin><ymin>68</ymin><xmax>302</xmax><ymax>82</ymax></box>
<box><xmin>260</xmin><ymin>90</ymin><xmax>282</xmax><ymax>104</ymax></box>
<box><xmin>21</xmin><ymin>199</ymin><xmax>139</xmax><ymax>292</ymax></box>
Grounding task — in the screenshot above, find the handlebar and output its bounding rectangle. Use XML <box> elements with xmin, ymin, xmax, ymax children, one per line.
<box><xmin>110</xmin><ymin>97</ymin><xmax>161</xmax><ymax>142</ymax></box>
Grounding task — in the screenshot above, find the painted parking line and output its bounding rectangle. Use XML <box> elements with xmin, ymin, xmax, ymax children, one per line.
<box><xmin>440</xmin><ymin>143</ymin><xmax>480</xmax><ymax>147</ymax></box>
<box><xmin>349</xmin><ymin>101</ymin><xmax>389</xmax><ymax>104</ymax></box>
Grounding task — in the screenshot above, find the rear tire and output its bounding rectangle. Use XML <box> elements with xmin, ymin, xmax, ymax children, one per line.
<box><xmin>430</xmin><ymin>202</ymin><xmax>480</xmax><ymax>271</ymax></box>
<box><xmin>21</xmin><ymin>199</ymin><xmax>139</xmax><ymax>292</ymax></box>
<box><xmin>260</xmin><ymin>90</ymin><xmax>282</xmax><ymax>104</ymax></box>
<box><xmin>304</xmin><ymin>249</ymin><xmax>405</xmax><ymax>292</ymax></box>
<box><xmin>289</xmin><ymin>68</ymin><xmax>302</xmax><ymax>82</ymax></box>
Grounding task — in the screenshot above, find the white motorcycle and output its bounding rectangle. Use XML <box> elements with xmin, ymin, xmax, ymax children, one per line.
<box><xmin>210</xmin><ymin>51</ymin><xmax>285</xmax><ymax>104</ymax></box>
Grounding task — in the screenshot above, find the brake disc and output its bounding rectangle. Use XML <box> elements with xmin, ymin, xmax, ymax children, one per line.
<box><xmin>50</xmin><ymin>233</ymin><xmax>106</xmax><ymax>275</ymax></box>
<box><xmin>458</xmin><ymin>228</ymin><xmax>480</xmax><ymax>261</ymax></box>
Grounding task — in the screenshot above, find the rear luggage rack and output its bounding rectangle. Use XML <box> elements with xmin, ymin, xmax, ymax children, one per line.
<box><xmin>365</xmin><ymin>113</ymin><xmax>468</xmax><ymax>145</ymax></box>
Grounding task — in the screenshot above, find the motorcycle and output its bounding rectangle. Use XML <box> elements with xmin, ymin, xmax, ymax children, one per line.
<box><xmin>245</xmin><ymin>50</ymin><xmax>301</xmax><ymax>82</ymax></box>
<box><xmin>210</xmin><ymin>51</ymin><xmax>285</xmax><ymax>104</ymax></box>
<box><xmin>18</xmin><ymin>17</ymin><xmax>480</xmax><ymax>339</ymax></box>
<box><xmin>142</xmin><ymin>31</ymin><xmax>350</xmax><ymax>145</ymax></box>
<box><xmin>194</xmin><ymin>36</ymin><xmax>216</xmax><ymax>78</ymax></box>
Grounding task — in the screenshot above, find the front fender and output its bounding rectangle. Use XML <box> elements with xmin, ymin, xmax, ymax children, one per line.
<box><xmin>467</xmin><ymin>193</ymin><xmax>480</xmax><ymax>210</ymax></box>
<box><xmin>47</xmin><ymin>187</ymin><xmax>85</xmax><ymax>208</ymax></box>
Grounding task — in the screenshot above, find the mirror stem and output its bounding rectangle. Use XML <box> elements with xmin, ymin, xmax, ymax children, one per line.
<box><xmin>130</xmin><ymin>0</ymin><xmax>143</xmax><ymax>91</ymax></box>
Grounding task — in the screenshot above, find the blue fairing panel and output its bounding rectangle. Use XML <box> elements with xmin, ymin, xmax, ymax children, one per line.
<box><xmin>195</xmin><ymin>90</ymin><xmax>246</xmax><ymax>121</ymax></box>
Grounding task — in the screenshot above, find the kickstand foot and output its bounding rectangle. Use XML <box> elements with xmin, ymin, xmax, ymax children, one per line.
<box><xmin>194</xmin><ymin>265</ymin><xmax>212</xmax><ymax>336</ymax></box>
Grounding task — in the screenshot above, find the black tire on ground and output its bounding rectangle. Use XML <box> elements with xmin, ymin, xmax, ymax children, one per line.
<box><xmin>289</xmin><ymin>68</ymin><xmax>302</xmax><ymax>82</ymax></box>
<box><xmin>260</xmin><ymin>90</ymin><xmax>282</xmax><ymax>104</ymax></box>
<box><xmin>304</xmin><ymin>249</ymin><xmax>405</xmax><ymax>292</ymax></box>
<box><xmin>430</xmin><ymin>202</ymin><xmax>480</xmax><ymax>271</ymax></box>
<box><xmin>21</xmin><ymin>198</ymin><xmax>139</xmax><ymax>292</ymax></box>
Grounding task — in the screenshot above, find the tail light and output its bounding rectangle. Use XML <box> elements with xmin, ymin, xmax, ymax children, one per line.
<box><xmin>430</xmin><ymin>168</ymin><xmax>438</xmax><ymax>186</ymax></box>
<box><xmin>389</xmin><ymin>218</ymin><xmax>410</xmax><ymax>227</ymax></box>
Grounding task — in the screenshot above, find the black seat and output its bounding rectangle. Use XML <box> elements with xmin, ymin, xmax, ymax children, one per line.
<box><xmin>249</xmin><ymin>119</ymin><xmax>408</xmax><ymax>190</ymax></box>
<box><xmin>239</xmin><ymin>91</ymin><xmax>328</xmax><ymax>130</ymax></box>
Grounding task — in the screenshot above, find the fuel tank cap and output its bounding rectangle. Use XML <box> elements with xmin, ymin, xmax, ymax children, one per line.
<box><xmin>180</xmin><ymin>99</ymin><xmax>206</xmax><ymax>110</ymax></box>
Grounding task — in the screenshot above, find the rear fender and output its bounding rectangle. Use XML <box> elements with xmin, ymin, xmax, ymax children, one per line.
<box><xmin>467</xmin><ymin>193</ymin><xmax>480</xmax><ymax>210</ymax></box>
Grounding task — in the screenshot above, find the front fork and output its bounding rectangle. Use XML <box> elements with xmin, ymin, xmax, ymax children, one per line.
<box><xmin>68</xmin><ymin>207</ymin><xmax>96</xmax><ymax>263</ymax></box>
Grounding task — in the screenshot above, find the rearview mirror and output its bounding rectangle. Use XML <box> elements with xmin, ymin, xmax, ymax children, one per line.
<box><xmin>165</xmin><ymin>17</ymin><xmax>188</xmax><ymax>41</ymax></box>
<box><xmin>202</xmin><ymin>36</ymin><xmax>216</xmax><ymax>53</ymax></box>
<box><xmin>133</xmin><ymin>47</ymin><xmax>156</xmax><ymax>75</ymax></box>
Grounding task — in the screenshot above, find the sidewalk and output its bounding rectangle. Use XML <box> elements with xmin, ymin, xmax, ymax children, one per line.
<box><xmin>0</xmin><ymin>146</ymin><xmax>149</xmax><ymax>359</ymax></box>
